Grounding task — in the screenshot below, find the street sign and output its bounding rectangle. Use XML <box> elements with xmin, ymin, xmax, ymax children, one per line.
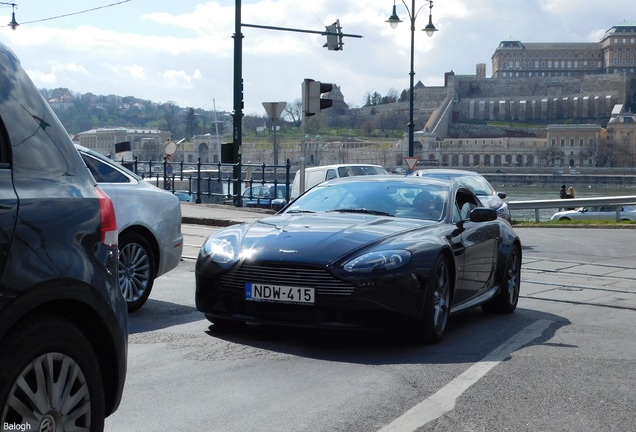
<box><xmin>262</xmin><ymin>102</ymin><xmax>287</xmax><ymax>120</ymax></box>
<box><xmin>166</xmin><ymin>154</ymin><xmax>173</xmax><ymax>162</ymax></box>
<box><xmin>164</xmin><ymin>140</ymin><xmax>177</xmax><ymax>155</ymax></box>
<box><xmin>404</xmin><ymin>157</ymin><xmax>419</xmax><ymax>171</ymax></box>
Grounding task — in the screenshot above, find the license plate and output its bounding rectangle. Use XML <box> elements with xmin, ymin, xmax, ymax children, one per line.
<box><xmin>245</xmin><ymin>282</ymin><xmax>315</xmax><ymax>304</ymax></box>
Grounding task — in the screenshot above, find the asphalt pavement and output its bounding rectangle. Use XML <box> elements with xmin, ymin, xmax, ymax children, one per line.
<box><xmin>179</xmin><ymin>202</ymin><xmax>636</xmax><ymax>312</ymax></box>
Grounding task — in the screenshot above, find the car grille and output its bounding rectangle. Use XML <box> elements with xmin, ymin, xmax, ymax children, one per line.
<box><xmin>218</xmin><ymin>264</ymin><xmax>355</xmax><ymax>297</ymax></box>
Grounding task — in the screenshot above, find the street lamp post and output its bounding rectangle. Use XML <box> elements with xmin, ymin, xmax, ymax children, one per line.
<box><xmin>386</xmin><ymin>0</ymin><xmax>437</xmax><ymax>158</ymax></box>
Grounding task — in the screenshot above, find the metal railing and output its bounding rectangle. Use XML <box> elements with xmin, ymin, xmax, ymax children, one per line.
<box><xmin>508</xmin><ymin>196</ymin><xmax>636</xmax><ymax>222</ymax></box>
<box><xmin>119</xmin><ymin>157</ymin><xmax>294</xmax><ymax>207</ymax></box>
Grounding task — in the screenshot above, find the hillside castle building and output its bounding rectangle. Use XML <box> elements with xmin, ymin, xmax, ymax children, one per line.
<box><xmin>407</xmin><ymin>23</ymin><xmax>636</xmax><ymax>168</ymax></box>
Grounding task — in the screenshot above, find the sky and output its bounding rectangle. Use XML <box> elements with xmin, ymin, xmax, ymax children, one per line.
<box><xmin>0</xmin><ymin>0</ymin><xmax>633</xmax><ymax>116</ymax></box>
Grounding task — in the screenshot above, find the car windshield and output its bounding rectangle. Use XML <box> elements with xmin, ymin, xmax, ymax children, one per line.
<box><xmin>284</xmin><ymin>180</ymin><xmax>449</xmax><ymax>221</ymax></box>
<box><xmin>422</xmin><ymin>172</ymin><xmax>494</xmax><ymax>196</ymax></box>
<box><xmin>337</xmin><ymin>166</ymin><xmax>388</xmax><ymax>177</ymax></box>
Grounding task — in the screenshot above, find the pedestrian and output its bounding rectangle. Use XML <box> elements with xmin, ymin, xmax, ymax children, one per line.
<box><xmin>559</xmin><ymin>184</ymin><xmax>567</xmax><ymax>199</ymax></box>
<box><xmin>565</xmin><ymin>186</ymin><xmax>576</xmax><ymax>210</ymax></box>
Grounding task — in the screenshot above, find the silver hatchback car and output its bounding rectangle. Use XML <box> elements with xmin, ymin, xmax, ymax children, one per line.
<box><xmin>76</xmin><ymin>145</ymin><xmax>183</xmax><ymax>311</ymax></box>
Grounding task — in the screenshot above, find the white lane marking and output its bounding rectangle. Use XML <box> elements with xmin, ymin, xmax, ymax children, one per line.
<box><xmin>378</xmin><ymin>319</ymin><xmax>552</xmax><ymax>432</ymax></box>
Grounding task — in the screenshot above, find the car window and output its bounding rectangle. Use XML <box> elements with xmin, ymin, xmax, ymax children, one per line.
<box><xmin>420</xmin><ymin>172</ymin><xmax>494</xmax><ymax>196</ymax></box>
<box><xmin>274</xmin><ymin>185</ymin><xmax>288</xmax><ymax>198</ymax></box>
<box><xmin>288</xmin><ymin>181</ymin><xmax>449</xmax><ymax>221</ymax></box>
<box><xmin>599</xmin><ymin>206</ymin><xmax>619</xmax><ymax>212</ymax></box>
<box><xmin>80</xmin><ymin>153</ymin><xmax>130</xmax><ymax>183</ymax></box>
<box><xmin>454</xmin><ymin>189</ymin><xmax>480</xmax><ymax>222</ymax></box>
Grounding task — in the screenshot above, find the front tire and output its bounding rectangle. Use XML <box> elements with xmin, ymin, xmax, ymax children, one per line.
<box><xmin>0</xmin><ymin>315</ymin><xmax>105</xmax><ymax>431</ymax></box>
<box><xmin>413</xmin><ymin>254</ymin><xmax>452</xmax><ymax>344</ymax></box>
<box><xmin>482</xmin><ymin>244</ymin><xmax>521</xmax><ymax>314</ymax></box>
<box><xmin>119</xmin><ymin>231</ymin><xmax>155</xmax><ymax>312</ymax></box>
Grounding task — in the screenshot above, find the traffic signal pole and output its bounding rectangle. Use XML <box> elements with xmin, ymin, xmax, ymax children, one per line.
<box><xmin>232</xmin><ymin>0</ymin><xmax>243</xmax><ymax>206</ymax></box>
<box><xmin>232</xmin><ymin>1</ymin><xmax>362</xmax><ymax>204</ymax></box>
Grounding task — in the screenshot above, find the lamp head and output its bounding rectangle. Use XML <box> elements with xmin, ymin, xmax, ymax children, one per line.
<box><xmin>423</xmin><ymin>21</ymin><xmax>437</xmax><ymax>37</ymax></box>
<box><xmin>385</xmin><ymin>3</ymin><xmax>402</xmax><ymax>29</ymax></box>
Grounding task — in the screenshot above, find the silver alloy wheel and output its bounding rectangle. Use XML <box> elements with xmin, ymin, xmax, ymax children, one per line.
<box><xmin>432</xmin><ymin>259</ymin><xmax>451</xmax><ymax>333</ymax></box>
<box><xmin>119</xmin><ymin>240</ymin><xmax>151</xmax><ymax>303</ymax></box>
<box><xmin>4</xmin><ymin>352</ymin><xmax>91</xmax><ymax>430</ymax></box>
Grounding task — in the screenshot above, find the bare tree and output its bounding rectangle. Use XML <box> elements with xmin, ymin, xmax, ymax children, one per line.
<box><xmin>284</xmin><ymin>99</ymin><xmax>302</xmax><ymax>127</ymax></box>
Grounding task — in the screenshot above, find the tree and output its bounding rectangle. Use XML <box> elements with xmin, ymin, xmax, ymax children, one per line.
<box><xmin>382</xmin><ymin>88</ymin><xmax>399</xmax><ymax>104</ymax></box>
<box><xmin>284</xmin><ymin>99</ymin><xmax>302</xmax><ymax>127</ymax></box>
<box><xmin>370</xmin><ymin>92</ymin><xmax>382</xmax><ymax>106</ymax></box>
<box><xmin>184</xmin><ymin>107</ymin><xmax>199</xmax><ymax>138</ymax></box>
<box><xmin>161</xmin><ymin>103</ymin><xmax>179</xmax><ymax>136</ymax></box>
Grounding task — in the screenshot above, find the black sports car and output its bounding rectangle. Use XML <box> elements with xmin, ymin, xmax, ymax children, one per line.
<box><xmin>195</xmin><ymin>175</ymin><xmax>521</xmax><ymax>343</ymax></box>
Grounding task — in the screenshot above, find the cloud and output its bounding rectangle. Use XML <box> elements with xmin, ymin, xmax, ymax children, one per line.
<box><xmin>2</xmin><ymin>0</ymin><xmax>634</xmax><ymax>115</ymax></box>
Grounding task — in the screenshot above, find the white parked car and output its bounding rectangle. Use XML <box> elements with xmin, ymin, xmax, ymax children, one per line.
<box><xmin>291</xmin><ymin>164</ymin><xmax>388</xmax><ymax>198</ymax></box>
<box><xmin>551</xmin><ymin>205</ymin><xmax>636</xmax><ymax>222</ymax></box>
<box><xmin>76</xmin><ymin>145</ymin><xmax>184</xmax><ymax>311</ymax></box>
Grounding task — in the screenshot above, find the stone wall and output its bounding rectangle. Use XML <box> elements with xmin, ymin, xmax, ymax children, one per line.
<box><xmin>450</xmin><ymin>74</ymin><xmax>629</xmax><ymax>123</ymax></box>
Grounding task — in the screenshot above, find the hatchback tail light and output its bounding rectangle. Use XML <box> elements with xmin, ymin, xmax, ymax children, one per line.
<box><xmin>96</xmin><ymin>186</ymin><xmax>118</xmax><ymax>246</ymax></box>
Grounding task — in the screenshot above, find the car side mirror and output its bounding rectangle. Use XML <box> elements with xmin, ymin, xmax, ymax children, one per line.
<box><xmin>497</xmin><ymin>192</ymin><xmax>507</xmax><ymax>199</ymax></box>
<box><xmin>469</xmin><ymin>207</ymin><xmax>497</xmax><ymax>222</ymax></box>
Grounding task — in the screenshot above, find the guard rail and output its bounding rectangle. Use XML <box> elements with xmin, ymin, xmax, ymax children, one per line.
<box><xmin>507</xmin><ymin>195</ymin><xmax>636</xmax><ymax>222</ymax></box>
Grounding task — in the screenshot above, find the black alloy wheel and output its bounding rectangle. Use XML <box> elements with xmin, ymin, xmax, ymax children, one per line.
<box><xmin>482</xmin><ymin>244</ymin><xmax>521</xmax><ymax>314</ymax></box>
<box><xmin>414</xmin><ymin>254</ymin><xmax>452</xmax><ymax>344</ymax></box>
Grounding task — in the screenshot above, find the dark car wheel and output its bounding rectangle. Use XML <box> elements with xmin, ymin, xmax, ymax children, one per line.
<box><xmin>482</xmin><ymin>244</ymin><xmax>521</xmax><ymax>314</ymax></box>
<box><xmin>414</xmin><ymin>254</ymin><xmax>452</xmax><ymax>344</ymax></box>
<box><xmin>119</xmin><ymin>231</ymin><xmax>155</xmax><ymax>312</ymax></box>
<box><xmin>0</xmin><ymin>315</ymin><xmax>105</xmax><ymax>431</ymax></box>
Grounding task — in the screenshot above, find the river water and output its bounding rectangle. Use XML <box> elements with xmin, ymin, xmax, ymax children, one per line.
<box><xmin>495</xmin><ymin>183</ymin><xmax>636</xmax><ymax>221</ymax></box>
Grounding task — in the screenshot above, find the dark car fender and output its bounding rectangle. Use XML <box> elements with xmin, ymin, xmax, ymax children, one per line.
<box><xmin>0</xmin><ymin>278</ymin><xmax>128</xmax><ymax>416</ymax></box>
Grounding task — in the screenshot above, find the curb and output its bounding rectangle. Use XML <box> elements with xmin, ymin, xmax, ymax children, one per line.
<box><xmin>181</xmin><ymin>216</ymin><xmax>245</xmax><ymax>227</ymax></box>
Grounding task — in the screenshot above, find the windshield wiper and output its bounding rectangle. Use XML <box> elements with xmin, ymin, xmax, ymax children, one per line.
<box><xmin>327</xmin><ymin>208</ymin><xmax>394</xmax><ymax>217</ymax></box>
<box><xmin>285</xmin><ymin>209</ymin><xmax>316</xmax><ymax>214</ymax></box>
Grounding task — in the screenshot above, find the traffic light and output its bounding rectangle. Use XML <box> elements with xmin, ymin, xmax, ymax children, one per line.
<box><xmin>323</xmin><ymin>20</ymin><xmax>342</xmax><ymax>51</ymax></box>
<box><xmin>302</xmin><ymin>78</ymin><xmax>333</xmax><ymax>117</ymax></box>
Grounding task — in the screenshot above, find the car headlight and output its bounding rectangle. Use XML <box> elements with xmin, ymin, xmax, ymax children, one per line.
<box><xmin>497</xmin><ymin>202</ymin><xmax>510</xmax><ymax>218</ymax></box>
<box><xmin>201</xmin><ymin>237</ymin><xmax>236</xmax><ymax>263</ymax></box>
<box><xmin>343</xmin><ymin>250</ymin><xmax>411</xmax><ymax>273</ymax></box>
